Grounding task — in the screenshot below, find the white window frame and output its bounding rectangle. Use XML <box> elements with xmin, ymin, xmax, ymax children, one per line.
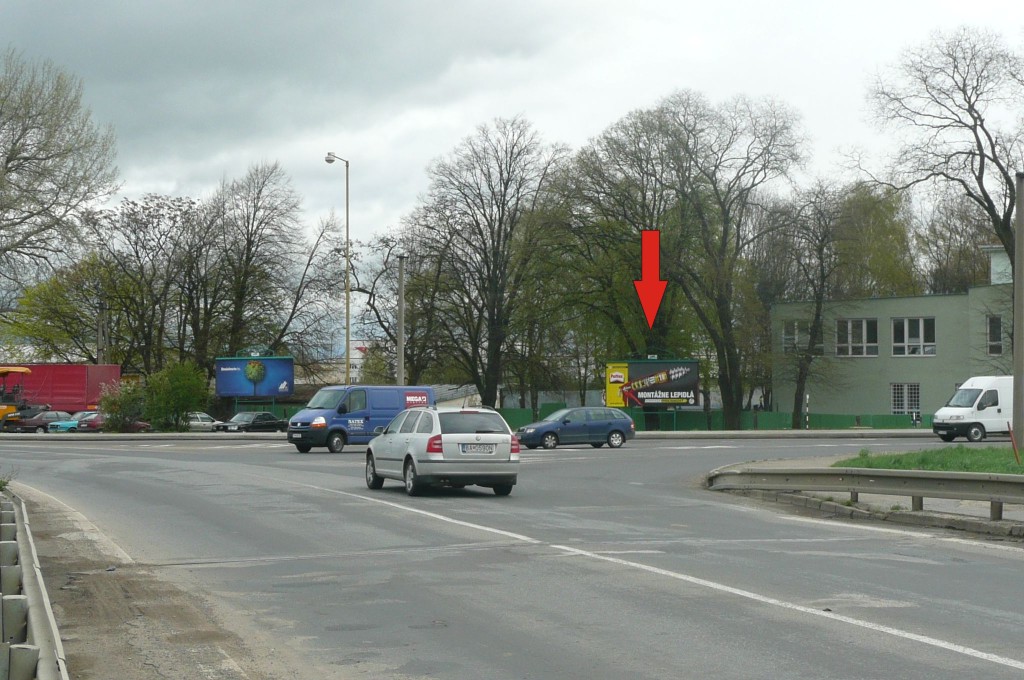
<box><xmin>891</xmin><ymin>383</ymin><xmax>921</xmax><ymax>415</ymax></box>
<box><xmin>783</xmin><ymin>320</ymin><xmax>823</xmax><ymax>355</ymax></box>
<box><xmin>835</xmin><ymin>319</ymin><xmax>878</xmax><ymax>357</ymax></box>
<box><xmin>892</xmin><ymin>317</ymin><xmax>935</xmax><ymax>356</ymax></box>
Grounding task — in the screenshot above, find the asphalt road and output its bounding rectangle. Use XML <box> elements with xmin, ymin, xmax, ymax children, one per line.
<box><xmin>3</xmin><ymin>433</ymin><xmax>1024</xmax><ymax>679</ymax></box>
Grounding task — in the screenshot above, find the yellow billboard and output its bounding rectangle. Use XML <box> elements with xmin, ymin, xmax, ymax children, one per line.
<box><xmin>605</xmin><ymin>362</ymin><xmax>630</xmax><ymax>407</ymax></box>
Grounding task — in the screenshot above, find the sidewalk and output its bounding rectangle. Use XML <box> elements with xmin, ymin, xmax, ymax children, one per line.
<box><xmin>717</xmin><ymin>454</ymin><xmax>1024</xmax><ymax>539</ymax></box>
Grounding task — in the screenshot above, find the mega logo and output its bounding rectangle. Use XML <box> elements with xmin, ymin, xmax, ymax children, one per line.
<box><xmin>405</xmin><ymin>391</ymin><xmax>430</xmax><ymax>408</ymax></box>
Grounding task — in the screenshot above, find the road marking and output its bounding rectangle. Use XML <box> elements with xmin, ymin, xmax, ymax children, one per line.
<box><xmin>258</xmin><ymin>472</ymin><xmax>1024</xmax><ymax>670</ymax></box>
<box><xmin>262</xmin><ymin>477</ymin><xmax>541</xmax><ymax>544</ymax></box>
<box><xmin>551</xmin><ymin>544</ymin><xmax>1024</xmax><ymax>671</ymax></box>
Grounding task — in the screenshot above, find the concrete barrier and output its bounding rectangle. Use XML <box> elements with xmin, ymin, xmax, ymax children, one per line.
<box><xmin>0</xmin><ymin>497</ymin><xmax>68</xmax><ymax>680</ymax></box>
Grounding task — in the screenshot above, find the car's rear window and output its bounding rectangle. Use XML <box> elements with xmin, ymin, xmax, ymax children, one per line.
<box><xmin>438</xmin><ymin>412</ymin><xmax>510</xmax><ymax>434</ymax></box>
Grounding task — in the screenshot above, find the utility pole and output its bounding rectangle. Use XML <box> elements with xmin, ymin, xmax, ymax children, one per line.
<box><xmin>1013</xmin><ymin>172</ymin><xmax>1023</xmax><ymax>449</ymax></box>
<box><xmin>397</xmin><ymin>254</ymin><xmax>407</xmax><ymax>386</ymax></box>
<box><xmin>97</xmin><ymin>301</ymin><xmax>108</xmax><ymax>364</ymax></box>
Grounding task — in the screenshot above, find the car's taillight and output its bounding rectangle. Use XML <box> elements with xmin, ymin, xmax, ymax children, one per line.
<box><xmin>426</xmin><ymin>434</ymin><xmax>443</xmax><ymax>457</ymax></box>
<box><xmin>630</xmin><ymin>421</ymin><xmax>635</xmax><ymax>432</ymax></box>
<box><xmin>510</xmin><ymin>435</ymin><xmax>520</xmax><ymax>461</ymax></box>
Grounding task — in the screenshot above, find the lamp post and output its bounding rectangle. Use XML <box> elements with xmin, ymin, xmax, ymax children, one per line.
<box><xmin>324</xmin><ymin>152</ymin><xmax>351</xmax><ymax>384</ymax></box>
<box><xmin>397</xmin><ymin>254</ymin><xmax>407</xmax><ymax>386</ymax></box>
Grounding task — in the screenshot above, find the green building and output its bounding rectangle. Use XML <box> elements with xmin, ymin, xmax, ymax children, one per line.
<box><xmin>771</xmin><ymin>247</ymin><xmax>1012</xmax><ymax>421</ymax></box>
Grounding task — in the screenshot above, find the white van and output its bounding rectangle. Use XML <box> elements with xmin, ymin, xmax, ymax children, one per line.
<box><xmin>932</xmin><ymin>376</ymin><xmax>1013</xmax><ymax>442</ymax></box>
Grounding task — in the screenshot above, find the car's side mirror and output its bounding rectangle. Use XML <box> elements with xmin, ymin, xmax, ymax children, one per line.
<box><xmin>374</xmin><ymin>426</ymin><xmax>384</xmax><ymax>434</ymax></box>
<box><xmin>338</xmin><ymin>405</ymin><xmax>348</xmax><ymax>415</ymax></box>
<box><xmin>563</xmin><ymin>418</ymin><xmax>571</xmax><ymax>425</ymax></box>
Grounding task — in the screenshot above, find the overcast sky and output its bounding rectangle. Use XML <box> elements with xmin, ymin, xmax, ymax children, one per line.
<box><xmin>3</xmin><ymin>1</ymin><xmax>1021</xmax><ymax>245</ymax></box>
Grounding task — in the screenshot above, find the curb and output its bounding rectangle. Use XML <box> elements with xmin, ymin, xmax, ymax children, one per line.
<box><xmin>730</xmin><ymin>488</ymin><xmax>1024</xmax><ymax>538</ymax></box>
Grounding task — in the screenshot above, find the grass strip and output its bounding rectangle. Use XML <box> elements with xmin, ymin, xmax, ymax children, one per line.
<box><xmin>833</xmin><ymin>445</ymin><xmax>1024</xmax><ymax>474</ymax></box>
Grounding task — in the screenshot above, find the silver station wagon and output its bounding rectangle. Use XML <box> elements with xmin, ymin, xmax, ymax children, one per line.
<box><xmin>366</xmin><ymin>406</ymin><xmax>520</xmax><ymax>496</ymax></box>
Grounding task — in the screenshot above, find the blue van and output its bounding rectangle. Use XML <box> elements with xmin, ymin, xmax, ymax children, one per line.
<box><xmin>287</xmin><ymin>385</ymin><xmax>436</xmax><ymax>453</ymax></box>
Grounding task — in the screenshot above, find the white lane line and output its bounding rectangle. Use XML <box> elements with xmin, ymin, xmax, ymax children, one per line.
<box><xmin>254</xmin><ymin>473</ymin><xmax>1024</xmax><ymax>670</ymax></box>
<box><xmin>550</xmin><ymin>544</ymin><xmax>1024</xmax><ymax>671</ymax></box>
<box><xmin>260</xmin><ymin>477</ymin><xmax>541</xmax><ymax>544</ymax></box>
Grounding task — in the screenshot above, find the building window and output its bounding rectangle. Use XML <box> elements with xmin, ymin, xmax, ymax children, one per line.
<box><xmin>988</xmin><ymin>315</ymin><xmax>1003</xmax><ymax>355</ymax></box>
<box><xmin>835</xmin><ymin>319</ymin><xmax>878</xmax><ymax>356</ymax></box>
<box><xmin>783</xmin><ymin>320</ymin><xmax>823</xmax><ymax>355</ymax></box>
<box><xmin>891</xmin><ymin>383</ymin><xmax>921</xmax><ymax>415</ymax></box>
<box><xmin>892</xmin><ymin>317</ymin><xmax>935</xmax><ymax>356</ymax></box>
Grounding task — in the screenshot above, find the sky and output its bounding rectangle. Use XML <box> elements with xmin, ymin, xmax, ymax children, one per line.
<box><xmin>3</xmin><ymin>1</ymin><xmax>1023</xmax><ymax>246</ymax></box>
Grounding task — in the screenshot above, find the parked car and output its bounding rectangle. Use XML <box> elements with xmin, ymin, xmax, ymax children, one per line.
<box><xmin>78</xmin><ymin>413</ymin><xmax>152</xmax><ymax>433</ymax></box>
<box><xmin>187</xmin><ymin>411</ymin><xmax>223</xmax><ymax>432</ymax></box>
<box><xmin>47</xmin><ymin>410</ymin><xmax>99</xmax><ymax>433</ymax></box>
<box><xmin>1</xmin><ymin>405</ymin><xmax>49</xmax><ymax>432</ymax></box>
<box><xmin>215</xmin><ymin>411</ymin><xmax>288</xmax><ymax>433</ymax></box>
<box><xmin>516</xmin><ymin>406</ymin><xmax>635</xmax><ymax>450</ymax></box>
<box><xmin>366</xmin><ymin>406</ymin><xmax>520</xmax><ymax>496</ymax></box>
<box><xmin>8</xmin><ymin>410</ymin><xmax>73</xmax><ymax>433</ymax></box>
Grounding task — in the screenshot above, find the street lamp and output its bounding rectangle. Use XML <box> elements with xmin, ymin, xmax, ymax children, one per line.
<box><xmin>324</xmin><ymin>151</ymin><xmax>351</xmax><ymax>384</ymax></box>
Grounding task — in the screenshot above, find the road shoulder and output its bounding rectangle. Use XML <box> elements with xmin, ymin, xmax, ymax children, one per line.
<box><xmin>12</xmin><ymin>483</ymin><xmax>267</xmax><ymax>680</ymax></box>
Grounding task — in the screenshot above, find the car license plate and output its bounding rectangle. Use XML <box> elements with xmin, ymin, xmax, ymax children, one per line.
<box><xmin>462</xmin><ymin>443</ymin><xmax>494</xmax><ymax>454</ymax></box>
<box><xmin>289</xmin><ymin>432</ymin><xmax>302</xmax><ymax>439</ymax></box>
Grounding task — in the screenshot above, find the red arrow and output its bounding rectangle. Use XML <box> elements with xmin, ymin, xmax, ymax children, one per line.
<box><xmin>633</xmin><ymin>230</ymin><xmax>667</xmax><ymax>329</ymax></box>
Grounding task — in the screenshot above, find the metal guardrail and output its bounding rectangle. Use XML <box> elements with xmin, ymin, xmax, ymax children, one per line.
<box><xmin>0</xmin><ymin>497</ymin><xmax>68</xmax><ymax>680</ymax></box>
<box><xmin>705</xmin><ymin>467</ymin><xmax>1024</xmax><ymax>521</ymax></box>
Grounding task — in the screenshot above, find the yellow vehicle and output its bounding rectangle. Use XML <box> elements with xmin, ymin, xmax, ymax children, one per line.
<box><xmin>0</xmin><ymin>366</ymin><xmax>32</xmax><ymax>420</ymax></box>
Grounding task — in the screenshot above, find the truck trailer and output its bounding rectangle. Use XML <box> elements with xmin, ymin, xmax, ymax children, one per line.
<box><xmin>5</xmin><ymin>364</ymin><xmax>120</xmax><ymax>414</ymax></box>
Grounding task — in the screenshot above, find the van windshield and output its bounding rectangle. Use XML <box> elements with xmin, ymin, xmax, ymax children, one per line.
<box><xmin>306</xmin><ymin>389</ymin><xmax>345</xmax><ymax>409</ymax></box>
<box><xmin>945</xmin><ymin>388</ymin><xmax>981</xmax><ymax>408</ymax></box>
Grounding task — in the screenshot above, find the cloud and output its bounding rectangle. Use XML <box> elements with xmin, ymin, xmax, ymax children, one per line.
<box><xmin>3</xmin><ymin>0</ymin><xmax>1019</xmax><ymax>242</ymax></box>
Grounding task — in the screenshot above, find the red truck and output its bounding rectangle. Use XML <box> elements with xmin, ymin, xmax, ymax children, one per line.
<box><xmin>2</xmin><ymin>364</ymin><xmax>120</xmax><ymax>414</ymax></box>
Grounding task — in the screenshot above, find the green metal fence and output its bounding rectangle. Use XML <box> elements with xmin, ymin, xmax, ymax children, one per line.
<box><xmin>498</xmin><ymin>404</ymin><xmax>933</xmax><ymax>432</ymax></box>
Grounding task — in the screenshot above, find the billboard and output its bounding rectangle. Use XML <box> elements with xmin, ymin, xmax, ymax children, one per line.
<box><xmin>605</xmin><ymin>360</ymin><xmax>700</xmax><ymax>408</ymax></box>
<box><xmin>215</xmin><ymin>356</ymin><xmax>295</xmax><ymax>398</ymax></box>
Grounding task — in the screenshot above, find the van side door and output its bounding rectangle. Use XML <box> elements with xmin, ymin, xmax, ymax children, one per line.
<box><xmin>338</xmin><ymin>388</ymin><xmax>370</xmax><ymax>443</ymax></box>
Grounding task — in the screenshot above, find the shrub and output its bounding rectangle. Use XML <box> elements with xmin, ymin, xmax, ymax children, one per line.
<box><xmin>144</xmin><ymin>362</ymin><xmax>209</xmax><ymax>431</ymax></box>
<box><xmin>98</xmin><ymin>380</ymin><xmax>147</xmax><ymax>432</ymax></box>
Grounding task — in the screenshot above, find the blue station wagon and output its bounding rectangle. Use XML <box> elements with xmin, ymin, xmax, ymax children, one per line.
<box><xmin>516</xmin><ymin>407</ymin><xmax>635</xmax><ymax>450</ymax></box>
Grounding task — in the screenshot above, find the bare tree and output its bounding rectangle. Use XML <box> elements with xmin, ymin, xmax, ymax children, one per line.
<box><xmin>86</xmin><ymin>195</ymin><xmax>191</xmax><ymax>374</ymax></box>
<box><xmin>415</xmin><ymin>117</ymin><xmax>566</xmax><ymax>406</ymax></box>
<box><xmin>657</xmin><ymin>90</ymin><xmax>804</xmax><ymax>429</ymax></box>
<box><xmin>352</xmin><ymin>224</ymin><xmax>452</xmax><ymax>386</ymax></box>
<box><xmin>215</xmin><ymin>161</ymin><xmax>325</xmax><ymax>358</ymax></box>
<box><xmin>784</xmin><ymin>183</ymin><xmax>845</xmax><ymax>429</ymax></box>
<box><xmin>869</xmin><ymin>27</ymin><xmax>1024</xmax><ymax>267</ymax></box>
<box><xmin>914</xmin><ymin>188</ymin><xmax>994</xmax><ymax>293</ymax></box>
<box><xmin>0</xmin><ymin>48</ymin><xmax>117</xmax><ymax>289</ymax></box>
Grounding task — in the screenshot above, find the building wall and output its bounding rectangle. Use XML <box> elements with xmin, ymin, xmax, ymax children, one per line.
<box><xmin>771</xmin><ymin>284</ymin><xmax>1012</xmax><ymax>417</ymax></box>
